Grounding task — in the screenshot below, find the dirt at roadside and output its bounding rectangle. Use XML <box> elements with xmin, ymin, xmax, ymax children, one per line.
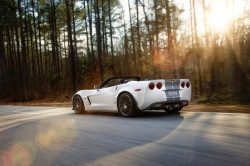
<box><xmin>0</xmin><ymin>99</ymin><xmax>71</xmax><ymax>107</ymax></box>
<box><xmin>183</xmin><ymin>104</ymin><xmax>250</xmax><ymax>114</ymax></box>
<box><xmin>0</xmin><ymin>100</ymin><xmax>249</xmax><ymax>114</ymax></box>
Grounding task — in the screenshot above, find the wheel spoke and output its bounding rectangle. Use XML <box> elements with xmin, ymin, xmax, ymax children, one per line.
<box><xmin>118</xmin><ymin>93</ymin><xmax>133</xmax><ymax>116</ymax></box>
<box><xmin>74</xmin><ymin>99</ymin><xmax>79</xmax><ymax>112</ymax></box>
<box><xmin>73</xmin><ymin>96</ymin><xmax>84</xmax><ymax>114</ymax></box>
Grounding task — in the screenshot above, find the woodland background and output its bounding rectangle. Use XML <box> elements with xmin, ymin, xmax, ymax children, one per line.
<box><xmin>0</xmin><ymin>0</ymin><xmax>249</xmax><ymax>103</ymax></box>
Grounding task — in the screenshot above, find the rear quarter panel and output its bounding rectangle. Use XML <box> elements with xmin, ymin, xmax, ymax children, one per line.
<box><xmin>115</xmin><ymin>81</ymin><xmax>150</xmax><ymax>108</ymax></box>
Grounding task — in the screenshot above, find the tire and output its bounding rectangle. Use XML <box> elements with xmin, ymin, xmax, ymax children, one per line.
<box><xmin>117</xmin><ymin>92</ymin><xmax>139</xmax><ymax>117</ymax></box>
<box><xmin>73</xmin><ymin>95</ymin><xmax>85</xmax><ymax>114</ymax></box>
<box><xmin>164</xmin><ymin>104</ymin><xmax>183</xmax><ymax>113</ymax></box>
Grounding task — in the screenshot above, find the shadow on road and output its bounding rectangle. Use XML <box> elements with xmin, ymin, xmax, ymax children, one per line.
<box><xmin>74</xmin><ymin>110</ymin><xmax>181</xmax><ymax>118</ymax></box>
<box><xmin>0</xmin><ymin>107</ymin><xmax>184</xmax><ymax>165</ymax></box>
<box><xmin>51</xmin><ymin>111</ymin><xmax>184</xmax><ymax>165</ymax></box>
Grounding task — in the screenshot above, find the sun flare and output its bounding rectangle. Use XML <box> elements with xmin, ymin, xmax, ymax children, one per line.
<box><xmin>207</xmin><ymin>3</ymin><xmax>231</xmax><ymax>32</ymax></box>
<box><xmin>203</xmin><ymin>0</ymin><xmax>246</xmax><ymax>33</ymax></box>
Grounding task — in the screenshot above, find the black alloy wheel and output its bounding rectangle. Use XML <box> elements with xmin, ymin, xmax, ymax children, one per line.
<box><xmin>73</xmin><ymin>95</ymin><xmax>85</xmax><ymax>114</ymax></box>
<box><xmin>117</xmin><ymin>92</ymin><xmax>138</xmax><ymax>117</ymax></box>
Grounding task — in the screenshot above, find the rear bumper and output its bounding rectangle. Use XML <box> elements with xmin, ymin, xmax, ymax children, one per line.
<box><xmin>143</xmin><ymin>100</ymin><xmax>189</xmax><ymax>110</ymax></box>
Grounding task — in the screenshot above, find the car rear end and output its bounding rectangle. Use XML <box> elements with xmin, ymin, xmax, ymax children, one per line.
<box><xmin>137</xmin><ymin>79</ymin><xmax>191</xmax><ymax>111</ymax></box>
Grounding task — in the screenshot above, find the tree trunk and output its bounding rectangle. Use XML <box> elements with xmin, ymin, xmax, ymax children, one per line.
<box><xmin>94</xmin><ymin>0</ymin><xmax>104</xmax><ymax>81</ymax></box>
<box><xmin>189</xmin><ymin>0</ymin><xmax>194</xmax><ymax>46</ymax></box>
<box><xmin>87</xmin><ymin>0</ymin><xmax>95</xmax><ymax>66</ymax></box>
<box><xmin>50</xmin><ymin>0</ymin><xmax>60</xmax><ymax>75</ymax></box>
<box><xmin>135</xmin><ymin>0</ymin><xmax>142</xmax><ymax>76</ymax></box>
<box><xmin>166</xmin><ymin>0</ymin><xmax>172</xmax><ymax>51</ymax></box>
<box><xmin>202</xmin><ymin>0</ymin><xmax>209</xmax><ymax>47</ymax></box>
<box><xmin>166</xmin><ymin>0</ymin><xmax>176</xmax><ymax>77</ymax></box>
<box><xmin>31</xmin><ymin>0</ymin><xmax>42</xmax><ymax>97</ymax></box>
<box><xmin>71</xmin><ymin>0</ymin><xmax>79</xmax><ymax>87</ymax></box>
<box><xmin>83</xmin><ymin>0</ymin><xmax>90</xmax><ymax>60</ymax></box>
<box><xmin>18</xmin><ymin>0</ymin><xmax>29</xmax><ymax>101</ymax></box>
<box><xmin>108</xmin><ymin>0</ymin><xmax>115</xmax><ymax>75</ymax></box>
<box><xmin>192</xmin><ymin>0</ymin><xmax>199</xmax><ymax>45</ymax></box>
<box><xmin>65</xmin><ymin>0</ymin><xmax>77</xmax><ymax>92</ymax></box>
<box><xmin>128</xmin><ymin>0</ymin><xmax>137</xmax><ymax>74</ymax></box>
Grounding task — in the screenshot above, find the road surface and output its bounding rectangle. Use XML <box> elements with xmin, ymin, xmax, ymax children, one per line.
<box><xmin>0</xmin><ymin>106</ymin><xmax>250</xmax><ymax>166</ymax></box>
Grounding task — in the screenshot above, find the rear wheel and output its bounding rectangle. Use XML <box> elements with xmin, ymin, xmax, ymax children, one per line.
<box><xmin>73</xmin><ymin>95</ymin><xmax>85</xmax><ymax>114</ymax></box>
<box><xmin>117</xmin><ymin>92</ymin><xmax>139</xmax><ymax>117</ymax></box>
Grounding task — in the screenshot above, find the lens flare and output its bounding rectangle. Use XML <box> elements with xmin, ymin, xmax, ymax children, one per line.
<box><xmin>35</xmin><ymin>118</ymin><xmax>76</xmax><ymax>152</ymax></box>
<box><xmin>1</xmin><ymin>141</ymin><xmax>36</xmax><ymax>166</ymax></box>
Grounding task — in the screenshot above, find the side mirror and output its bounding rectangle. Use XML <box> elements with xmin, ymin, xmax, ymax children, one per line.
<box><xmin>94</xmin><ymin>85</ymin><xmax>99</xmax><ymax>90</ymax></box>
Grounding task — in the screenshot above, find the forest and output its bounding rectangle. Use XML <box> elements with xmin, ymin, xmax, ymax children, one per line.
<box><xmin>0</xmin><ymin>0</ymin><xmax>249</xmax><ymax>103</ymax></box>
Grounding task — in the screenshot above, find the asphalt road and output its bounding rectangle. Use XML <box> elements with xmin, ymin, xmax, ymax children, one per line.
<box><xmin>0</xmin><ymin>106</ymin><xmax>250</xmax><ymax>166</ymax></box>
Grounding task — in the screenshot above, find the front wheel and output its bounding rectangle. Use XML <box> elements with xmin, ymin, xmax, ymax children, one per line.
<box><xmin>73</xmin><ymin>95</ymin><xmax>85</xmax><ymax>114</ymax></box>
<box><xmin>117</xmin><ymin>92</ymin><xmax>139</xmax><ymax>117</ymax></box>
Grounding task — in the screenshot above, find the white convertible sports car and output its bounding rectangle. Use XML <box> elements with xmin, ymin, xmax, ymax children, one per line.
<box><xmin>72</xmin><ymin>76</ymin><xmax>191</xmax><ymax>117</ymax></box>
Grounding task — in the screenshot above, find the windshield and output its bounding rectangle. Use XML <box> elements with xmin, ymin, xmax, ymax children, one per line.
<box><xmin>99</xmin><ymin>76</ymin><xmax>140</xmax><ymax>89</ymax></box>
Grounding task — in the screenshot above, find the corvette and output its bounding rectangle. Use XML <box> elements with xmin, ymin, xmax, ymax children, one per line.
<box><xmin>72</xmin><ymin>76</ymin><xmax>191</xmax><ymax>117</ymax></box>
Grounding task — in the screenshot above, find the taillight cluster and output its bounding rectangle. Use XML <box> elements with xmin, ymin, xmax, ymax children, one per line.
<box><xmin>181</xmin><ymin>81</ymin><xmax>190</xmax><ymax>88</ymax></box>
<box><xmin>149</xmin><ymin>82</ymin><xmax>162</xmax><ymax>90</ymax></box>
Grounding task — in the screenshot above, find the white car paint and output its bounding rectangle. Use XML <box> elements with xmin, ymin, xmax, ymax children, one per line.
<box><xmin>73</xmin><ymin>76</ymin><xmax>191</xmax><ymax>112</ymax></box>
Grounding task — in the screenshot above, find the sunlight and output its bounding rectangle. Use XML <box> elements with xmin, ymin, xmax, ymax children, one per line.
<box><xmin>205</xmin><ymin>0</ymin><xmax>245</xmax><ymax>32</ymax></box>
<box><xmin>207</xmin><ymin>3</ymin><xmax>230</xmax><ymax>32</ymax></box>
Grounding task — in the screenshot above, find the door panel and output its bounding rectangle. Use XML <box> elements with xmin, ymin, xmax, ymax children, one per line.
<box><xmin>88</xmin><ymin>86</ymin><xmax>117</xmax><ymax>109</ymax></box>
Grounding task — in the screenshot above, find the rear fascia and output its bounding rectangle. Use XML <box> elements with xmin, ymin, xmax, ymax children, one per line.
<box><xmin>138</xmin><ymin>79</ymin><xmax>191</xmax><ymax>110</ymax></box>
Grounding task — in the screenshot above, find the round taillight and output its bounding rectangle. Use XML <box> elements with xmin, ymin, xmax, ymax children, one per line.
<box><xmin>156</xmin><ymin>82</ymin><xmax>162</xmax><ymax>89</ymax></box>
<box><xmin>149</xmin><ymin>83</ymin><xmax>155</xmax><ymax>90</ymax></box>
<box><xmin>186</xmin><ymin>82</ymin><xmax>190</xmax><ymax>88</ymax></box>
<box><xmin>181</xmin><ymin>82</ymin><xmax>185</xmax><ymax>88</ymax></box>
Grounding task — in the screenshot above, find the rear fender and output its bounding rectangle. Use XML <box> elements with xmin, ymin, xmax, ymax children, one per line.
<box><xmin>115</xmin><ymin>83</ymin><xmax>148</xmax><ymax>109</ymax></box>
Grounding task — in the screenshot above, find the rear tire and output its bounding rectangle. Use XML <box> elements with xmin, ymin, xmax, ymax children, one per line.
<box><xmin>73</xmin><ymin>95</ymin><xmax>85</xmax><ymax>114</ymax></box>
<box><xmin>117</xmin><ymin>92</ymin><xmax>139</xmax><ymax>117</ymax></box>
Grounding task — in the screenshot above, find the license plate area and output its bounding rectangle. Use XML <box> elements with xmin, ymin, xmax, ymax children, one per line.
<box><xmin>167</xmin><ymin>90</ymin><xmax>178</xmax><ymax>96</ymax></box>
